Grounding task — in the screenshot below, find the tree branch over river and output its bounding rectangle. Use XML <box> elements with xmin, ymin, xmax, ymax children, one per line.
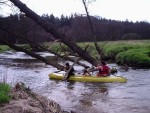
<box><xmin>0</xmin><ymin>0</ymin><xmax>149</xmax><ymax>69</ymax></box>
<box><xmin>6</xmin><ymin>0</ymin><xmax>98</xmax><ymax>69</ymax></box>
<box><xmin>0</xmin><ymin>27</ymin><xmax>89</xmax><ymax>68</ymax></box>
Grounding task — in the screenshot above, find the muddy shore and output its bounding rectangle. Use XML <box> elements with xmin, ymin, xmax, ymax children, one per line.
<box><xmin>0</xmin><ymin>83</ymin><xmax>75</xmax><ymax>113</ymax></box>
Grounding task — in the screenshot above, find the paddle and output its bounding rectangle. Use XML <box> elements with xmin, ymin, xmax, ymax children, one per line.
<box><xmin>63</xmin><ymin>57</ymin><xmax>81</xmax><ymax>80</ymax></box>
<box><xmin>53</xmin><ymin>70</ymin><xmax>62</xmax><ymax>73</ymax></box>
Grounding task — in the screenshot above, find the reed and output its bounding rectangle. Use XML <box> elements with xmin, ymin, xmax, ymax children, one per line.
<box><xmin>0</xmin><ymin>71</ymin><xmax>11</xmax><ymax>104</ymax></box>
<box><xmin>0</xmin><ymin>83</ymin><xmax>11</xmax><ymax>104</ymax></box>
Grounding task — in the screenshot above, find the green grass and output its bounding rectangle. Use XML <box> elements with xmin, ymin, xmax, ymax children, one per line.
<box><xmin>77</xmin><ymin>40</ymin><xmax>150</xmax><ymax>67</ymax></box>
<box><xmin>0</xmin><ymin>83</ymin><xmax>11</xmax><ymax>104</ymax></box>
<box><xmin>116</xmin><ymin>50</ymin><xmax>150</xmax><ymax>68</ymax></box>
<box><xmin>103</xmin><ymin>40</ymin><xmax>150</xmax><ymax>56</ymax></box>
<box><xmin>44</xmin><ymin>42</ymin><xmax>69</xmax><ymax>53</ymax></box>
<box><xmin>1</xmin><ymin>40</ymin><xmax>150</xmax><ymax>68</ymax></box>
<box><xmin>0</xmin><ymin>45</ymin><xmax>11</xmax><ymax>53</ymax></box>
<box><xmin>104</xmin><ymin>45</ymin><xmax>133</xmax><ymax>58</ymax></box>
<box><xmin>77</xmin><ymin>43</ymin><xmax>99</xmax><ymax>57</ymax></box>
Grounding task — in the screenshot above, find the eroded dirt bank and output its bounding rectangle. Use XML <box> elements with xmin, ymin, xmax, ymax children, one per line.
<box><xmin>0</xmin><ymin>83</ymin><xmax>75</xmax><ymax>113</ymax></box>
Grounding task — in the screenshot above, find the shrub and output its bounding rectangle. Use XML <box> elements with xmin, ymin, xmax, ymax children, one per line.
<box><xmin>116</xmin><ymin>51</ymin><xmax>150</xmax><ymax>68</ymax></box>
<box><xmin>0</xmin><ymin>91</ymin><xmax>10</xmax><ymax>104</ymax></box>
<box><xmin>104</xmin><ymin>45</ymin><xmax>133</xmax><ymax>58</ymax></box>
<box><xmin>0</xmin><ymin>45</ymin><xmax>11</xmax><ymax>53</ymax></box>
<box><xmin>0</xmin><ymin>83</ymin><xmax>11</xmax><ymax>104</ymax></box>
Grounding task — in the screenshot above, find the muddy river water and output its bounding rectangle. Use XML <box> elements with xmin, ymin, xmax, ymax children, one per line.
<box><xmin>0</xmin><ymin>51</ymin><xmax>150</xmax><ymax>113</ymax></box>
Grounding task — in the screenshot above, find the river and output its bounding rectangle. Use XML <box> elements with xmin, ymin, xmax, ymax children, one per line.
<box><xmin>0</xmin><ymin>51</ymin><xmax>150</xmax><ymax>113</ymax></box>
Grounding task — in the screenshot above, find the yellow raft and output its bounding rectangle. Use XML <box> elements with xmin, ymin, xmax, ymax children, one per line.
<box><xmin>49</xmin><ymin>73</ymin><xmax>127</xmax><ymax>83</ymax></box>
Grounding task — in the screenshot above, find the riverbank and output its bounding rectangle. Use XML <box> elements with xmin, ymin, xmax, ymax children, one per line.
<box><xmin>48</xmin><ymin>40</ymin><xmax>150</xmax><ymax>68</ymax></box>
<box><xmin>102</xmin><ymin>40</ymin><xmax>150</xmax><ymax>68</ymax></box>
<box><xmin>0</xmin><ymin>82</ymin><xmax>72</xmax><ymax>113</ymax></box>
<box><xmin>0</xmin><ymin>40</ymin><xmax>150</xmax><ymax>68</ymax></box>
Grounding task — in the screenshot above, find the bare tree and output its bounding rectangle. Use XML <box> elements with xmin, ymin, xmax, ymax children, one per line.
<box><xmin>0</xmin><ymin>0</ymin><xmax>100</xmax><ymax>70</ymax></box>
<box><xmin>6</xmin><ymin>0</ymin><xmax>98</xmax><ymax>67</ymax></box>
<box><xmin>0</xmin><ymin>27</ymin><xmax>90</xmax><ymax>68</ymax></box>
<box><xmin>82</xmin><ymin>0</ymin><xmax>112</xmax><ymax>60</ymax></box>
<box><xmin>82</xmin><ymin>0</ymin><xmax>106</xmax><ymax>60</ymax></box>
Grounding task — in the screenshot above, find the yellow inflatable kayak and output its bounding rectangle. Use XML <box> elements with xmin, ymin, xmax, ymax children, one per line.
<box><xmin>49</xmin><ymin>73</ymin><xmax>127</xmax><ymax>83</ymax></box>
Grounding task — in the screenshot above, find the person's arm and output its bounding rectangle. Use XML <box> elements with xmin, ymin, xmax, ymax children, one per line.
<box><xmin>61</xmin><ymin>66</ymin><xmax>65</xmax><ymax>71</ymax></box>
<box><xmin>107</xmin><ymin>67</ymin><xmax>111</xmax><ymax>75</ymax></box>
<box><xmin>95</xmin><ymin>66</ymin><xmax>101</xmax><ymax>70</ymax></box>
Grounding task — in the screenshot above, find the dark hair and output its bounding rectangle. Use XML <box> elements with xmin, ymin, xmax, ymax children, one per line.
<box><xmin>65</xmin><ymin>62</ymin><xmax>69</xmax><ymax>66</ymax></box>
<box><xmin>101</xmin><ymin>61</ymin><xmax>106</xmax><ymax>65</ymax></box>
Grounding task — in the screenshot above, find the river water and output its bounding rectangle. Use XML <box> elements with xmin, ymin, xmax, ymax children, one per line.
<box><xmin>0</xmin><ymin>51</ymin><xmax>150</xmax><ymax>113</ymax></box>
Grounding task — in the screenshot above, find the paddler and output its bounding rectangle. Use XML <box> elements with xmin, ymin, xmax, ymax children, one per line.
<box><xmin>95</xmin><ymin>61</ymin><xmax>111</xmax><ymax>77</ymax></box>
<box><xmin>62</xmin><ymin>62</ymin><xmax>75</xmax><ymax>79</ymax></box>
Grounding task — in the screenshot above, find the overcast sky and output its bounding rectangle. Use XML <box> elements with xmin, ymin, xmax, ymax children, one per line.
<box><xmin>1</xmin><ymin>0</ymin><xmax>150</xmax><ymax>22</ymax></box>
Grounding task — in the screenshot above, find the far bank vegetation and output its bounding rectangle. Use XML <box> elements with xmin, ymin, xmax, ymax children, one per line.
<box><xmin>1</xmin><ymin>40</ymin><xmax>150</xmax><ymax>68</ymax></box>
<box><xmin>0</xmin><ymin>0</ymin><xmax>150</xmax><ymax>69</ymax></box>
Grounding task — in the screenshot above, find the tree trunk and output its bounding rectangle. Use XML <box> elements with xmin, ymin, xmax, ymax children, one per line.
<box><xmin>9</xmin><ymin>0</ymin><xmax>98</xmax><ymax>66</ymax></box>
<box><xmin>0</xmin><ymin>38</ymin><xmax>64</xmax><ymax>70</ymax></box>
<box><xmin>82</xmin><ymin>0</ymin><xmax>103</xmax><ymax>59</ymax></box>
<box><xmin>0</xmin><ymin>27</ymin><xmax>89</xmax><ymax>68</ymax></box>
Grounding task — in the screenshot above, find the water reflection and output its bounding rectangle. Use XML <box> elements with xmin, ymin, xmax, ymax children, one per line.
<box><xmin>66</xmin><ymin>81</ymin><xmax>76</xmax><ymax>90</ymax></box>
<box><xmin>79</xmin><ymin>99</ymin><xmax>93</xmax><ymax>107</ymax></box>
<box><xmin>98</xmin><ymin>87</ymin><xmax>108</xmax><ymax>95</ymax></box>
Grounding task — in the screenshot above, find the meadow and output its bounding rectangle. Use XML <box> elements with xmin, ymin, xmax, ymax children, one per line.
<box><xmin>48</xmin><ymin>40</ymin><xmax>150</xmax><ymax>68</ymax></box>
<box><xmin>0</xmin><ymin>40</ymin><xmax>150</xmax><ymax>68</ymax></box>
<box><xmin>78</xmin><ymin>40</ymin><xmax>150</xmax><ymax>68</ymax></box>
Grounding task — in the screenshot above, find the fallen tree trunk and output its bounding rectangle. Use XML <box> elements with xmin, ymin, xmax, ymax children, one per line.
<box><xmin>9</xmin><ymin>0</ymin><xmax>98</xmax><ymax>66</ymax></box>
<box><xmin>0</xmin><ymin>28</ymin><xmax>89</xmax><ymax>68</ymax></box>
<box><xmin>0</xmin><ymin>38</ymin><xmax>64</xmax><ymax>70</ymax></box>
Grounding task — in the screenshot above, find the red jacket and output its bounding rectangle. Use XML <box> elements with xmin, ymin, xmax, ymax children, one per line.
<box><xmin>98</xmin><ymin>65</ymin><xmax>110</xmax><ymax>76</ymax></box>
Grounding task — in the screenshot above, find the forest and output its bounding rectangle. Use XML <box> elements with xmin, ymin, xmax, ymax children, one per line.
<box><xmin>0</xmin><ymin>13</ymin><xmax>150</xmax><ymax>44</ymax></box>
<box><xmin>0</xmin><ymin>0</ymin><xmax>150</xmax><ymax>69</ymax></box>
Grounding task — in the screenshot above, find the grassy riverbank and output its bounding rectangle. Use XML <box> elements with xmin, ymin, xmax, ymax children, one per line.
<box><xmin>102</xmin><ymin>40</ymin><xmax>150</xmax><ymax>68</ymax></box>
<box><xmin>0</xmin><ymin>45</ymin><xmax>11</xmax><ymax>53</ymax></box>
<box><xmin>1</xmin><ymin>40</ymin><xmax>150</xmax><ymax>68</ymax></box>
<box><xmin>0</xmin><ymin>83</ymin><xmax>11</xmax><ymax>104</ymax></box>
<box><xmin>78</xmin><ymin>40</ymin><xmax>150</xmax><ymax>68</ymax></box>
<box><xmin>0</xmin><ymin>82</ymin><xmax>70</xmax><ymax>113</ymax></box>
<box><xmin>48</xmin><ymin>40</ymin><xmax>150</xmax><ymax>68</ymax></box>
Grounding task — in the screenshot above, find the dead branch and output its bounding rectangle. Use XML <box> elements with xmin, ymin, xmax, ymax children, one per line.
<box><xmin>82</xmin><ymin>0</ymin><xmax>102</xmax><ymax>58</ymax></box>
<box><xmin>0</xmin><ymin>28</ymin><xmax>89</xmax><ymax>68</ymax></box>
<box><xmin>0</xmin><ymin>38</ymin><xmax>64</xmax><ymax>70</ymax></box>
<box><xmin>9</xmin><ymin>0</ymin><xmax>98</xmax><ymax>66</ymax></box>
<box><xmin>47</xmin><ymin>39</ymin><xmax>60</xmax><ymax>50</ymax></box>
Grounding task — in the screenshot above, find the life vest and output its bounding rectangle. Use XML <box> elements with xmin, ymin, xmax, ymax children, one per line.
<box><xmin>65</xmin><ymin>66</ymin><xmax>74</xmax><ymax>75</ymax></box>
<box><xmin>98</xmin><ymin>65</ymin><xmax>110</xmax><ymax>76</ymax></box>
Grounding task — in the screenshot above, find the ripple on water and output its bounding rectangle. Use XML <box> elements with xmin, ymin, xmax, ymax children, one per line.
<box><xmin>0</xmin><ymin>52</ymin><xmax>150</xmax><ymax>113</ymax></box>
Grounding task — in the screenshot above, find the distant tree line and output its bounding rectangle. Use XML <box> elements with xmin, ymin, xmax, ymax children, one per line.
<box><xmin>0</xmin><ymin>13</ymin><xmax>150</xmax><ymax>44</ymax></box>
